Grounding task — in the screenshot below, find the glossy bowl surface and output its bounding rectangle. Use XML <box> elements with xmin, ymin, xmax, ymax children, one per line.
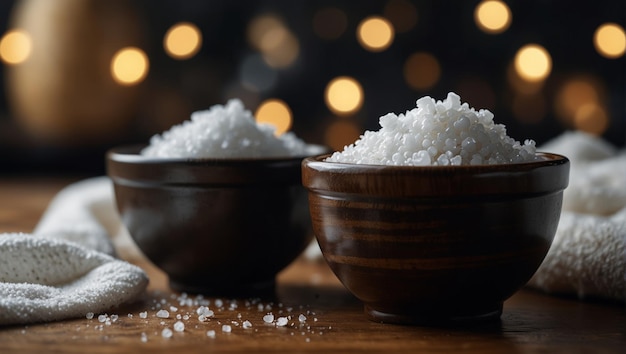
<box><xmin>107</xmin><ymin>145</ymin><xmax>319</xmax><ymax>297</ymax></box>
<box><xmin>302</xmin><ymin>153</ymin><xmax>570</xmax><ymax>325</ymax></box>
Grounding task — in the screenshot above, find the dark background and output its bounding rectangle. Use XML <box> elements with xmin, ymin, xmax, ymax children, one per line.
<box><xmin>0</xmin><ymin>0</ymin><xmax>624</xmax><ymax>176</ymax></box>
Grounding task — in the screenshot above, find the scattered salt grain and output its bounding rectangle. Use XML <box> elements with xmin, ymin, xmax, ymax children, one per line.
<box><xmin>276</xmin><ymin>317</ymin><xmax>289</xmax><ymax>327</ymax></box>
<box><xmin>222</xmin><ymin>325</ymin><xmax>232</xmax><ymax>333</ymax></box>
<box><xmin>325</xmin><ymin>92</ymin><xmax>539</xmax><ymax>166</ymax></box>
<box><xmin>298</xmin><ymin>314</ymin><xmax>307</xmax><ymax>322</ymax></box>
<box><xmin>140</xmin><ymin>332</ymin><xmax>147</xmax><ymax>343</ymax></box>
<box><xmin>156</xmin><ymin>310</ymin><xmax>169</xmax><ymax>319</ymax></box>
<box><xmin>207</xmin><ymin>330</ymin><xmax>216</xmax><ymax>338</ymax></box>
<box><xmin>139</xmin><ymin>311</ymin><xmax>147</xmax><ymax>319</ymax></box>
<box><xmin>263</xmin><ymin>313</ymin><xmax>275</xmax><ymax>323</ymax></box>
<box><xmin>85</xmin><ymin>312</ymin><xmax>94</xmax><ymax>320</ymax></box>
<box><xmin>196</xmin><ymin>306</ymin><xmax>214</xmax><ymax>317</ymax></box>
<box><xmin>173</xmin><ymin>321</ymin><xmax>185</xmax><ymax>332</ymax></box>
<box><xmin>243</xmin><ymin>320</ymin><xmax>252</xmax><ymax>329</ymax></box>
<box><xmin>141</xmin><ymin>99</ymin><xmax>315</xmax><ymax>159</ymax></box>
<box><xmin>97</xmin><ymin>314</ymin><xmax>107</xmax><ymax>323</ymax></box>
<box><xmin>161</xmin><ymin>328</ymin><xmax>173</xmax><ymax>339</ymax></box>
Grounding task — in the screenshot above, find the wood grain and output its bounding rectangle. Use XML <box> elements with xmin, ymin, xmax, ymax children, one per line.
<box><xmin>1</xmin><ymin>178</ymin><xmax>625</xmax><ymax>353</ymax></box>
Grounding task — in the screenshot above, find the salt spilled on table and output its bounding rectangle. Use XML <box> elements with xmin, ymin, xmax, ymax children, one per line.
<box><xmin>141</xmin><ymin>98</ymin><xmax>314</xmax><ymax>158</ymax></box>
<box><xmin>326</xmin><ymin>92</ymin><xmax>540</xmax><ymax>166</ymax></box>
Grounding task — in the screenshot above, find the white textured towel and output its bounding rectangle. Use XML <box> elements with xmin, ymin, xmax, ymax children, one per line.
<box><xmin>0</xmin><ymin>177</ymin><xmax>148</xmax><ymax>326</ymax></box>
<box><xmin>528</xmin><ymin>131</ymin><xmax>626</xmax><ymax>301</ymax></box>
<box><xmin>0</xmin><ymin>234</ymin><xmax>148</xmax><ymax>325</ymax></box>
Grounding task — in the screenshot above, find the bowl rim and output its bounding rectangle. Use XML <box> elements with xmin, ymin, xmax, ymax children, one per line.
<box><xmin>107</xmin><ymin>144</ymin><xmax>327</xmax><ymax>186</ymax></box>
<box><xmin>302</xmin><ymin>152</ymin><xmax>570</xmax><ymax>197</ymax></box>
<box><xmin>107</xmin><ymin>144</ymin><xmax>328</xmax><ymax>165</ymax></box>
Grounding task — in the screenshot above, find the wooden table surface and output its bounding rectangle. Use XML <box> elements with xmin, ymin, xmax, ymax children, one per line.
<box><xmin>0</xmin><ymin>177</ymin><xmax>625</xmax><ymax>353</ymax></box>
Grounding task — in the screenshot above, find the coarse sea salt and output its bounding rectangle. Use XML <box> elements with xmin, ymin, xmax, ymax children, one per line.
<box><xmin>325</xmin><ymin>92</ymin><xmax>540</xmax><ymax>166</ymax></box>
<box><xmin>156</xmin><ymin>309</ymin><xmax>169</xmax><ymax>319</ymax></box>
<box><xmin>141</xmin><ymin>99</ymin><xmax>315</xmax><ymax>159</ymax></box>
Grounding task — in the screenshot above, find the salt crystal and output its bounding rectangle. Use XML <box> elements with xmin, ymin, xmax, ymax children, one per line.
<box><xmin>276</xmin><ymin>317</ymin><xmax>288</xmax><ymax>327</ymax></box>
<box><xmin>161</xmin><ymin>328</ymin><xmax>173</xmax><ymax>339</ymax></box>
<box><xmin>140</xmin><ymin>332</ymin><xmax>147</xmax><ymax>343</ymax></box>
<box><xmin>85</xmin><ymin>312</ymin><xmax>94</xmax><ymax>320</ymax></box>
<box><xmin>139</xmin><ymin>311</ymin><xmax>147</xmax><ymax>319</ymax></box>
<box><xmin>298</xmin><ymin>314</ymin><xmax>307</xmax><ymax>322</ymax></box>
<box><xmin>156</xmin><ymin>310</ymin><xmax>169</xmax><ymax>318</ymax></box>
<box><xmin>206</xmin><ymin>330</ymin><xmax>216</xmax><ymax>338</ymax></box>
<box><xmin>173</xmin><ymin>321</ymin><xmax>185</xmax><ymax>332</ymax></box>
<box><xmin>242</xmin><ymin>320</ymin><xmax>252</xmax><ymax>329</ymax></box>
<box><xmin>222</xmin><ymin>325</ymin><xmax>232</xmax><ymax>333</ymax></box>
<box><xmin>196</xmin><ymin>306</ymin><xmax>209</xmax><ymax>315</ymax></box>
<box><xmin>263</xmin><ymin>313</ymin><xmax>274</xmax><ymax>323</ymax></box>
<box><xmin>97</xmin><ymin>314</ymin><xmax>107</xmax><ymax>323</ymax></box>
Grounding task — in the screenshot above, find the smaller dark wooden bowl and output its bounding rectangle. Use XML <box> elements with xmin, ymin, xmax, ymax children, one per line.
<box><xmin>107</xmin><ymin>145</ymin><xmax>321</xmax><ymax>297</ymax></box>
<box><xmin>302</xmin><ymin>153</ymin><xmax>570</xmax><ymax>325</ymax></box>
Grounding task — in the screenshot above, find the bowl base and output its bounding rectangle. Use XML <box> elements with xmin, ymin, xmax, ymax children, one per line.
<box><xmin>169</xmin><ymin>278</ymin><xmax>277</xmax><ymax>299</ymax></box>
<box><xmin>365</xmin><ymin>303</ymin><xmax>503</xmax><ymax>326</ymax></box>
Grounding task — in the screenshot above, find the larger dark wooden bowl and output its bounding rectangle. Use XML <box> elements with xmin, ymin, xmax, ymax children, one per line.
<box><xmin>302</xmin><ymin>153</ymin><xmax>570</xmax><ymax>325</ymax></box>
<box><xmin>107</xmin><ymin>145</ymin><xmax>320</xmax><ymax>297</ymax></box>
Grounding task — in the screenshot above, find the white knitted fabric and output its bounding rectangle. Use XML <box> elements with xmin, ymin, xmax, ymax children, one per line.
<box><xmin>0</xmin><ymin>177</ymin><xmax>148</xmax><ymax>325</ymax></box>
<box><xmin>33</xmin><ymin>177</ymin><xmax>118</xmax><ymax>255</ymax></box>
<box><xmin>528</xmin><ymin>131</ymin><xmax>626</xmax><ymax>301</ymax></box>
<box><xmin>0</xmin><ymin>234</ymin><xmax>148</xmax><ymax>325</ymax></box>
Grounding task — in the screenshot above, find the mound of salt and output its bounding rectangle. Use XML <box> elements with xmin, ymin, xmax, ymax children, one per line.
<box><xmin>141</xmin><ymin>99</ymin><xmax>313</xmax><ymax>158</ymax></box>
<box><xmin>326</xmin><ymin>92</ymin><xmax>539</xmax><ymax>166</ymax></box>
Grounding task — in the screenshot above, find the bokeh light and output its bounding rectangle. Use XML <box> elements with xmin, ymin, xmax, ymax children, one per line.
<box><xmin>594</xmin><ymin>23</ymin><xmax>626</xmax><ymax>59</ymax></box>
<box><xmin>357</xmin><ymin>16</ymin><xmax>395</xmax><ymax>52</ymax></box>
<box><xmin>554</xmin><ymin>75</ymin><xmax>609</xmax><ymax>131</ymax></box>
<box><xmin>325</xmin><ymin>76</ymin><xmax>364</xmax><ymax>115</ymax></box>
<box><xmin>255</xmin><ymin>99</ymin><xmax>292</xmax><ymax>136</ymax></box>
<box><xmin>514</xmin><ymin>44</ymin><xmax>552</xmax><ymax>82</ymax></box>
<box><xmin>404</xmin><ymin>52</ymin><xmax>441</xmax><ymax>90</ymax></box>
<box><xmin>0</xmin><ymin>29</ymin><xmax>32</xmax><ymax>65</ymax></box>
<box><xmin>574</xmin><ymin>103</ymin><xmax>609</xmax><ymax>136</ymax></box>
<box><xmin>324</xmin><ymin>120</ymin><xmax>361</xmax><ymax>151</ymax></box>
<box><xmin>164</xmin><ymin>22</ymin><xmax>202</xmax><ymax>60</ymax></box>
<box><xmin>261</xmin><ymin>29</ymin><xmax>299</xmax><ymax>68</ymax></box>
<box><xmin>474</xmin><ymin>0</ymin><xmax>512</xmax><ymax>34</ymax></box>
<box><xmin>313</xmin><ymin>7</ymin><xmax>348</xmax><ymax>40</ymax></box>
<box><xmin>248</xmin><ymin>15</ymin><xmax>283</xmax><ymax>50</ymax></box>
<box><xmin>507</xmin><ymin>62</ymin><xmax>544</xmax><ymax>94</ymax></box>
<box><xmin>384</xmin><ymin>0</ymin><xmax>418</xmax><ymax>33</ymax></box>
<box><xmin>110</xmin><ymin>47</ymin><xmax>149</xmax><ymax>86</ymax></box>
<box><xmin>247</xmin><ymin>14</ymin><xmax>299</xmax><ymax>68</ymax></box>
